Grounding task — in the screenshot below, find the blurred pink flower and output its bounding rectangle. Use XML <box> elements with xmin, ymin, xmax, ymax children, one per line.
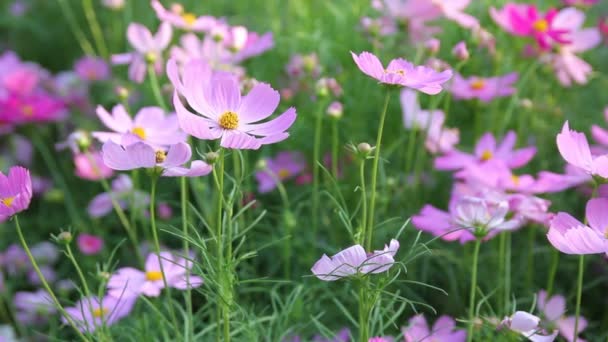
<box><xmin>556</xmin><ymin>121</ymin><xmax>608</xmax><ymax>178</ymax></box>
<box><xmin>74</xmin><ymin>151</ymin><xmax>114</xmax><ymax>181</ymax></box>
<box><xmin>501</xmin><ymin>311</ymin><xmax>558</xmax><ymax>341</ymax></box>
<box><xmin>0</xmin><ymin>166</ymin><xmax>32</xmax><ymax>220</ymax></box>
<box><xmin>402</xmin><ymin>314</ymin><xmax>466</xmax><ymax>342</ymax></box>
<box><xmin>87</xmin><ymin>175</ymin><xmax>149</xmax><ymax>218</ymax></box>
<box><xmin>14</xmin><ymin>290</ymin><xmax>55</xmax><ymax>325</ymax></box>
<box><xmin>63</xmin><ymin>295</ymin><xmax>135</xmax><ymax>333</ymax></box>
<box><xmin>74</xmin><ymin>56</ymin><xmax>110</xmax><ymax>82</ymax></box>
<box><xmin>452</xmin><ymin>41</ymin><xmax>469</xmax><ymax>60</ymax></box>
<box><xmin>255</xmin><ymin>151</ymin><xmax>306</xmax><ymax>193</ymax></box>
<box><xmin>151</xmin><ymin>0</ymin><xmax>219</xmax><ymax>32</ymax></box>
<box><xmin>537</xmin><ymin>290</ymin><xmax>587</xmax><ymax>342</ymax></box>
<box><xmin>451</xmin><ymin>73</ymin><xmax>518</xmax><ymax>102</ymax></box>
<box><xmin>77</xmin><ymin>234</ymin><xmax>104</xmax><ymax>255</ymax></box>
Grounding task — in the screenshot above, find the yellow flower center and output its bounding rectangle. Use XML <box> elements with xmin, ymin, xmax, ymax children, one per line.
<box><xmin>385</xmin><ymin>68</ymin><xmax>405</xmax><ymax>76</ymax></box>
<box><xmin>511</xmin><ymin>175</ymin><xmax>520</xmax><ymax>186</ymax></box>
<box><xmin>277</xmin><ymin>169</ymin><xmax>290</xmax><ymax>179</ymax></box>
<box><xmin>182</xmin><ymin>13</ymin><xmax>197</xmax><ymax>26</ymax></box>
<box><xmin>21</xmin><ymin>105</ymin><xmax>34</xmax><ymax>116</ymax></box>
<box><xmin>480</xmin><ymin>150</ymin><xmax>493</xmax><ymax>161</ymax></box>
<box><xmin>132</xmin><ymin>127</ymin><xmax>146</xmax><ymax>140</ymax></box>
<box><xmin>1</xmin><ymin>197</ymin><xmax>14</xmax><ymax>207</ymax></box>
<box><xmin>92</xmin><ymin>307</ymin><xmax>108</xmax><ymax>318</ymax></box>
<box><xmin>146</xmin><ymin>271</ymin><xmax>163</xmax><ymax>281</ymax></box>
<box><xmin>470</xmin><ymin>79</ymin><xmax>485</xmax><ymax>90</ymax></box>
<box><xmin>533</xmin><ymin>19</ymin><xmax>549</xmax><ymax>32</ymax></box>
<box><xmin>218</xmin><ymin>111</ymin><xmax>239</xmax><ymax>130</ymax></box>
<box><xmin>155</xmin><ymin>150</ymin><xmax>167</xmax><ymax>164</ymax></box>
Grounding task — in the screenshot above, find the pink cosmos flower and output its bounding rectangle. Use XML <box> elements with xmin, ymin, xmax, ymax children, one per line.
<box><xmin>450</xmin><ymin>73</ymin><xmax>518</xmax><ymax>102</ymax></box>
<box><xmin>63</xmin><ymin>295</ymin><xmax>135</xmax><ymax>333</ymax></box>
<box><xmin>77</xmin><ymin>234</ymin><xmax>104</xmax><ymax>255</ymax></box>
<box><xmin>168</xmin><ymin>59</ymin><xmax>297</xmax><ymax>149</ymax></box>
<box><xmin>563</xmin><ymin>0</ymin><xmax>598</xmax><ymax>6</ymax></box>
<box><xmin>360</xmin><ymin>16</ymin><xmax>397</xmax><ymax>37</ymax></box>
<box><xmin>74</xmin><ymin>151</ymin><xmax>114</xmax><ymax>181</ymax></box>
<box><xmin>556</xmin><ymin>121</ymin><xmax>608</xmax><ymax>178</ymax></box>
<box><xmin>435</xmin><ymin>131</ymin><xmax>536</xmax><ymax>171</ymax></box>
<box><xmin>311</xmin><ymin>239</ymin><xmax>399</xmax><ymax>281</ymax></box>
<box><xmin>107</xmin><ymin>252</ymin><xmax>203</xmax><ymax>298</ymax></box>
<box><xmin>255</xmin><ymin>151</ymin><xmax>306</xmax><ymax>193</ymax></box>
<box><xmin>544</xmin><ymin>8</ymin><xmax>601</xmax><ymax>87</ymax></box>
<box><xmin>74</xmin><ymin>56</ymin><xmax>110</xmax><ymax>82</ymax></box>
<box><xmin>93</xmin><ymin>105</ymin><xmax>186</xmax><ymax>148</ymax></box>
<box><xmin>351</xmin><ymin>52</ymin><xmax>452</xmax><ymax>94</ymax></box>
<box><xmin>0</xmin><ymin>51</ymin><xmax>44</xmax><ymax>99</ymax></box>
<box><xmin>537</xmin><ymin>290</ymin><xmax>587</xmax><ymax>342</ymax></box>
<box><xmin>111</xmin><ymin>23</ymin><xmax>172</xmax><ymax>83</ymax></box>
<box><xmin>1</xmin><ymin>93</ymin><xmax>66</xmax><ymax>125</ymax></box>
<box><xmin>490</xmin><ymin>4</ymin><xmax>570</xmax><ymax>50</ymax></box>
<box><xmin>501</xmin><ymin>311</ymin><xmax>558</xmax><ymax>342</ymax></box>
<box><xmin>534</xmin><ymin>165</ymin><xmax>591</xmax><ymax>193</ymax></box>
<box><xmin>102</xmin><ymin>136</ymin><xmax>212</xmax><ymax>177</ymax></box>
<box><xmin>14</xmin><ymin>290</ymin><xmax>55</xmax><ymax>325</ymax></box>
<box><xmin>402</xmin><ymin>314</ymin><xmax>466</xmax><ymax>342</ymax></box>
<box><xmin>0</xmin><ymin>166</ymin><xmax>32</xmax><ymax>220</ymax></box>
<box><xmin>151</xmin><ymin>0</ymin><xmax>219</xmax><ymax>32</ymax></box>
<box><xmin>547</xmin><ymin>198</ymin><xmax>608</xmax><ymax>255</ymax></box>
<box><xmin>87</xmin><ymin>175</ymin><xmax>149</xmax><ymax>218</ymax></box>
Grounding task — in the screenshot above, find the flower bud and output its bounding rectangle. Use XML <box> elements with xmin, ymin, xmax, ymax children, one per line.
<box><xmin>116</xmin><ymin>86</ymin><xmax>129</xmax><ymax>101</ymax></box>
<box><xmin>55</xmin><ymin>231</ymin><xmax>73</xmax><ymax>244</ymax></box>
<box><xmin>452</xmin><ymin>41</ymin><xmax>469</xmax><ymax>61</ymax></box>
<box><xmin>424</xmin><ymin>38</ymin><xmax>440</xmax><ymax>54</ymax></box>
<box><xmin>326</xmin><ymin>101</ymin><xmax>343</xmax><ymax>119</ymax></box>
<box><xmin>205</xmin><ymin>151</ymin><xmax>220</xmax><ymax>164</ymax></box>
<box><xmin>357</xmin><ymin>142</ymin><xmax>373</xmax><ymax>157</ymax></box>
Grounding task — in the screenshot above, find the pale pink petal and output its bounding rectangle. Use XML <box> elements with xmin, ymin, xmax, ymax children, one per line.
<box><xmin>160</xmin><ymin>142</ymin><xmax>191</xmax><ymax>168</ymax></box>
<box><xmin>127</xmin><ymin>23</ymin><xmax>154</xmax><ymax>53</ymax></box>
<box><xmin>351</xmin><ymin>51</ymin><xmax>385</xmax><ymax>80</ymax></box>
<box><xmin>238</xmin><ymin>83</ymin><xmax>280</xmax><ymax>124</ymax></box>
<box><xmin>96</xmin><ymin>105</ymin><xmax>132</xmax><ymax>134</ymax></box>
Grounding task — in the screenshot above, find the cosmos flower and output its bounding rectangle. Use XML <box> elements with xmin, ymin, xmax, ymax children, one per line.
<box><xmin>501</xmin><ymin>311</ymin><xmax>558</xmax><ymax>342</ymax></box>
<box><xmin>435</xmin><ymin>131</ymin><xmax>536</xmax><ymax>171</ymax></box>
<box><xmin>73</xmin><ymin>151</ymin><xmax>114</xmax><ymax>181</ymax></box>
<box><xmin>547</xmin><ymin>198</ymin><xmax>608</xmax><ymax>255</ymax></box>
<box><xmin>311</xmin><ymin>239</ymin><xmax>400</xmax><ymax>281</ymax></box>
<box><xmin>255</xmin><ymin>151</ymin><xmax>306</xmax><ymax>193</ymax></box>
<box><xmin>402</xmin><ymin>314</ymin><xmax>466</xmax><ymax>342</ymax></box>
<box><xmin>87</xmin><ymin>175</ymin><xmax>149</xmax><ymax>218</ymax></box>
<box><xmin>151</xmin><ymin>0</ymin><xmax>219</xmax><ymax>32</ymax></box>
<box><xmin>0</xmin><ymin>166</ymin><xmax>32</xmax><ymax>220</ymax></box>
<box><xmin>351</xmin><ymin>51</ymin><xmax>452</xmax><ymax>94</ymax></box>
<box><xmin>537</xmin><ymin>290</ymin><xmax>587</xmax><ymax>342</ymax></box>
<box><xmin>168</xmin><ymin>59</ymin><xmax>296</xmax><ymax>149</ymax></box>
<box><xmin>107</xmin><ymin>252</ymin><xmax>203</xmax><ymax>298</ymax></box>
<box><xmin>63</xmin><ymin>295</ymin><xmax>135</xmax><ymax>333</ymax></box>
<box><xmin>102</xmin><ymin>136</ymin><xmax>212</xmax><ymax>177</ymax></box>
<box><xmin>556</xmin><ymin>121</ymin><xmax>608</xmax><ymax>178</ymax></box>
<box><xmin>93</xmin><ymin>105</ymin><xmax>186</xmax><ymax>148</ymax></box>
<box><xmin>450</xmin><ymin>73</ymin><xmax>518</xmax><ymax>102</ymax></box>
<box><xmin>111</xmin><ymin>23</ymin><xmax>172</xmax><ymax>83</ymax></box>
<box><xmin>77</xmin><ymin>234</ymin><xmax>104</xmax><ymax>255</ymax></box>
<box><xmin>14</xmin><ymin>290</ymin><xmax>56</xmax><ymax>325</ymax></box>
<box><xmin>74</xmin><ymin>56</ymin><xmax>110</xmax><ymax>82</ymax></box>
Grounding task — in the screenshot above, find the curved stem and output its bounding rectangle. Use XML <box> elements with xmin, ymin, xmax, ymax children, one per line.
<box><xmin>14</xmin><ymin>216</ymin><xmax>89</xmax><ymax>342</ymax></box>
<box><xmin>148</xmin><ymin>64</ymin><xmax>168</xmax><ymax>111</ymax></box>
<box><xmin>467</xmin><ymin>240</ymin><xmax>481</xmax><ymax>342</ymax></box>
<box><xmin>573</xmin><ymin>255</ymin><xmax>584</xmax><ymax>342</ymax></box>
<box><xmin>365</xmin><ymin>91</ymin><xmax>391</xmax><ymax>250</ymax></box>
<box><xmin>82</xmin><ymin>0</ymin><xmax>109</xmax><ymax>58</ymax></box>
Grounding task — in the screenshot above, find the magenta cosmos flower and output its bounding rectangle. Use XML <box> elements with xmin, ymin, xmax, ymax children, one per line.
<box><xmin>311</xmin><ymin>239</ymin><xmax>399</xmax><ymax>281</ymax></box>
<box><xmin>151</xmin><ymin>0</ymin><xmax>219</xmax><ymax>32</ymax></box>
<box><xmin>168</xmin><ymin>59</ymin><xmax>296</xmax><ymax>149</ymax></box>
<box><xmin>87</xmin><ymin>175</ymin><xmax>149</xmax><ymax>218</ymax></box>
<box><xmin>402</xmin><ymin>314</ymin><xmax>466</xmax><ymax>342</ymax></box>
<box><xmin>93</xmin><ymin>105</ymin><xmax>186</xmax><ymax>148</ymax></box>
<box><xmin>77</xmin><ymin>233</ymin><xmax>104</xmax><ymax>255</ymax></box>
<box><xmin>102</xmin><ymin>136</ymin><xmax>212</xmax><ymax>177</ymax></box>
<box><xmin>547</xmin><ymin>198</ymin><xmax>608</xmax><ymax>255</ymax></box>
<box><xmin>255</xmin><ymin>151</ymin><xmax>306</xmax><ymax>193</ymax></box>
<box><xmin>556</xmin><ymin>121</ymin><xmax>608</xmax><ymax>178</ymax></box>
<box><xmin>351</xmin><ymin>52</ymin><xmax>452</xmax><ymax>95</ymax></box>
<box><xmin>537</xmin><ymin>290</ymin><xmax>587</xmax><ymax>342</ymax></box>
<box><xmin>0</xmin><ymin>166</ymin><xmax>32</xmax><ymax>220</ymax></box>
<box><xmin>107</xmin><ymin>252</ymin><xmax>203</xmax><ymax>298</ymax></box>
<box><xmin>450</xmin><ymin>73</ymin><xmax>518</xmax><ymax>102</ymax></box>
<box><xmin>63</xmin><ymin>295</ymin><xmax>135</xmax><ymax>333</ymax></box>
<box><xmin>435</xmin><ymin>131</ymin><xmax>536</xmax><ymax>171</ymax></box>
<box><xmin>111</xmin><ymin>23</ymin><xmax>172</xmax><ymax>83</ymax></box>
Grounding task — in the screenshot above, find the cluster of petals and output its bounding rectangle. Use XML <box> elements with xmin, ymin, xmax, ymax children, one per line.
<box><xmin>556</xmin><ymin>121</ymin><xmax>608</xmax><ymax>179</ymax></box>
<box><xmin>63</xmin><ymin>295</ymin><xmax>135</xmax><ymax>333</ymax></box>
<box><xmin>450</xmin><ymin>73</ymin><xmax>518</xmax><ymax>102</ymax></box>
<box><xmin>402</xmin><ymin>314</ymin><xmax>466</xmax><ymax>342</ymax></box>
<box><xmin>501</xmin><ymin>311</ymin><xmax>558</xmax><ymax>342</ymax></box>
<box><xmin>87</xmin><ymin>174</ymin><xmax>149</xmax><ymax>218</ymax></box>
<box><xmin>255</xmin><ymin>151</ymin><xmax>307</xmax><ymax>193</ymax></box>
<box><xmin>168</xmin><ymin>58</ymin><xmax>296</xmax><ymax>149</ymax></box>
<box><xmin>537</xmin><ymin>290</ymin><xmax>587</xmax><ymax>341</ymax></box>
<box><xmin>151</xmin><ymin>0</ymin><xmax>220</xmax><ymax>32</ymax></box>
<box><xmin>311</xmin><ymin>239</ymin><xmax>399</xmax><ymax>281</ymax></box>
<box><xmin>0</xmin><ymin>166</ymin><xmax>32</xmax><ymax>222</ymax></box>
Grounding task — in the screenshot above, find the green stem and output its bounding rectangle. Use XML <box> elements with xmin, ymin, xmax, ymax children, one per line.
<box><xmin>358</xmin><ymin>160</ymin><xmax>367</xmax><ymax>245</ymax></box>
<box><xmin>331</xmin><ymin>119</ymin><xmax>339</xmax><ymax>179</ymax></box>
<box><xmin>546</xmin><ymin>249</ymin><xmax>559</xmax><ymax>296</ymax></box>
<box><xmin>56</xmin><ymin>0</ymin><xmax>96</xmax><ymax>55</ymax></box>
<box><xmin>148</xmin><ymin>64</ymin><xmax>168</xmax><ymax>111</ymax></box>
<box><xmin>358</xmin><ymin>282</ymin><xmax>369</xmax><ymax>342</ymax></box>
<box><xmin>82</xmin><ymin>0</ymin><xmax>109</xmax><ymax>58</ymax></box>
<box><xmin>180</xmin><ymin>176</ymin><xmax>193</xmax><ymax>341</ymax></box>
<box><xmin>214</xmin><ymin>150</ymin><xmax>228</xmax><ymax>342</ymax></box>
<box><xmin>505</xmin><ymin>233</ymin><xmax>511</xmax><ymax>311</ymax></box>
<box><xmin>14</xmin><ymin>216</ymin><xmax>89</xmax><ymax>342</ymax></box>
<box><xmin>573</xmin><ymin>255</ymin><xmax>584</xmax><ymax>342</ymax></box>
<box><xmin>365</xmin><ymin>91</ymin><xmax>391</xmax><ymax>250</ymax></box>
<box><xmin>467</xmin><ymin>240</ymin><xmax>481</xmax><ymax>342</ymax></box>
<box><xmin>498</xmin><ymin>233</ymin><xmax>505</xmax><ymax>312</ymax></box>
<box><xmin>311</xmin><ymin>100</ymin><xmax>326</xmax><ymax>235</ymax></box>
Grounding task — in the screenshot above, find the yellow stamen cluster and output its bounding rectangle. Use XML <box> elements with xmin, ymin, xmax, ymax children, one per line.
<box><xmin>1</xmin><ymin>197</ymin><xmax>14</xmax><ymax>208</ymax></box>
<box><xmin>470</xmin><ymin>79</ymin><xmax>485</xmax><ymax>90</ymax></box>
<box><xmin>385</xmin><ymin>69</ymin><xmax>405</xmax><ymax>76</ymax></box>
<box><xmin>182</xmin><ymin>13</ymin><xmax>197</xmax><ymax>26</ymax></box>
<box><xmin>132</xmin><ymin>127</ymin><xmax>146</xmax><ymax>140</ymax></box>
<box><xmin>146</xmin><ymin>271</ymin><xmax>163</xmax><ymax>281</ymax></box>
<box><xmin>92</xmin><ymin>307</ymin><xmax>109</xmax><ymax>318</ymax></box>
<box><xmin>277</xmin><ymin>169</ymin><xmax>290</xmax><ymax>179</ymax></box>
<box><xmin>533</xmin><ymin>19</ymin><xmax>549</xmax><ymax>32</ymax></box>
<box><xmin>218</xmin><ymin>111</ymin><xmax>239</xmax><ymax>130</ymax></box>
<box><xmin>480</xmin><ymin>150</ymin><xmax>493</xmax><ymax>161</ymax></box>
<box><xmin>511</xmin><ymin>175</ymin><xmax>520</xmax><ymax>186</ymax></box>
<box><xmin>21</xmin><ymin>105</ymin><xmax>34</xmax><ymax>116</ymax></box>
<box><xmin>155</xmin><ymin>151</ymin><xmax>167</xmax><ymax>163</ymax></box>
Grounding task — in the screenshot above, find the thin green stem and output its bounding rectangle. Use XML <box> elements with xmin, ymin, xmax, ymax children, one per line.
<box><xmin>148</xmin><ymin>64</ymin><xmax>168</xmax><ymax>111</ymax></box>
<box><xmin>331</xmin><ymin>119</ymin><xmax>339</xmax><ymax>179</ymax></box>
<box><xmin>312</xmin><ymin>99</ymin><xmax>326</xmax><ymax>235</ymax></box>
<box><xmin>505</xmin><ymin>233</ymin><xmax>512</xmax><ymax>312</ymax></box>
<box><xmin>546</xmin><ymin>249</ymin><xmax>559</xmax><ymax>296</ymax></box>
<box><xmin>498</xmin><ymin>233</ymin><xmax>505</xmax><ymax>312</ymax></box>
<box><xmin>358</xmin><ymin>282</ymin><xmax>369</xmax><ymax>342</ymax></box>
<box><xmin>467</xmin><ymin>240</ymin><xmax>481</xmax><ymax>342</ymax></box>
<box><xmin>82</xmin><ymin>0</ymin><xmax>109</xmax><ymax>58</ymax></box>
<box><xmin>214</xmin><ymin>150</ymin><xmax>228</xmax><ymax>342</ymax></box>
<box><xmin>180</xmin><ymin>176</ymin><xmax>193</xmax><ymax>341</ymax></box>
<box><xmin>65</xmin><ymin>243</ymin><xmax>92</xmax><ymax>297</ymax></box>
<box><xmin>56</xmin><ymin>0</ymin><xmax>96</xmax><ymax>55</ymax></box>
<box><xmin>573</xmin><ymin>255</ymin><xmax>585</xmax><ymax>342</ymax></box>
<box><xmin>358</xmin><ymin>160</ymin><xmax>367</xmax><ymax>245</ymax></box>
<box><xmin>365</xmin><ymin>91</ymin><xmax>391</xmax><ymax>250</ymax></box>
<box><xmin>14</xmin><ymin>216</ymin><xmax>89</xmax><ymax>342</ymax></box>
